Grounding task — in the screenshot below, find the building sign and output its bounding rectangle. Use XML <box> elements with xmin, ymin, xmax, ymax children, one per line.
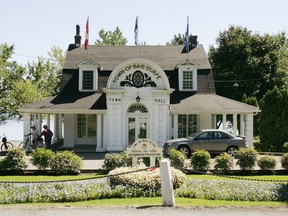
<box><xmin>109</xmin><ymin>59</ymin><xmax>169</xmax><ymax>90</ymax></box>
<box><xmin>119</xmin><ymin>70</ymin><xmax>157</xmax><ymax>88</ymax></box>
<box><xmin>113</xmin><ymin>63</ymin><xmax>162</xmax><ymax>84</ymax></box>
<box><xmin>154</xmin><ymin>98</ymin><xmax>167</xmax><ymax>104</ymax></box>
<box><xmin>126</xmin><ymin>139</ymin><xmax>163</xmax><ymax>167</ymax></box>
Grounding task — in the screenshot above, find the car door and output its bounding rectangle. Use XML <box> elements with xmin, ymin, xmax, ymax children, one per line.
<box><xmin>191</xmin><ymin>131</ymin><xmax>212</xmax><ymax>151</ymax></box>
<box><xmin>210</xmin><ymin>131</ymin><xmax>230</xmax><ymax>152</ymax></box>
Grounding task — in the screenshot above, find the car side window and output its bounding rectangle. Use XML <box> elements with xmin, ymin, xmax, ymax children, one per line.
<box><xmin>216</xmin><ymin>132</ymin><xmax>229</xmax><ymax>139</ymax></box>
<box><xmin>197</xmin><ymin>132</ymin><xmax>210</xmax><ymax>140</ymax></box>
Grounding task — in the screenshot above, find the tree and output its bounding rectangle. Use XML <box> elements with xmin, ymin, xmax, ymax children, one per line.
<box><xmin>259</xmin><ymin>86</ymin><xmax>288</xmax><ymax>151</ymax></box>
<box><xmin>95</xmin><ymin>27</ymin><xmax>127</xmax><ymax>45</ymax></box>
<box><xmin>209</xmin><ymin>25</ymin><xmax>288</xmax><ymax>102</ymax></box>
<box><xmin>26</xmin><ymin>46</ymin><xmax>65</xmax><ymax>96</ymax></box>
<box><xmin>0</xmin><ymin>43</ymin><xmax>25</xmax><ymax>120</ymax></box>
<box><xmin>167</xmin><ymin>33</ymin><xmax>186</xmax><ymax>45</ymax></box>
<box><xmin>0</xmin><ymin>44</ymin><xmax>65</xmax><ymax>120</ymax></box>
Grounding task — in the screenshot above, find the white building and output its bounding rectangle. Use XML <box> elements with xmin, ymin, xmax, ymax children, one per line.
<box><xmin>19</xmin><ymin>27</ymin><xmax>259</xmax><ymax>152</ymax></box>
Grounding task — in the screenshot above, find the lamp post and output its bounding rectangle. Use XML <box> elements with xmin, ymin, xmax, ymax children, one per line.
<box><xmin>136</xmin><ymin>95</ymin><xmax>141</xmax><ymax>103</ymax></box>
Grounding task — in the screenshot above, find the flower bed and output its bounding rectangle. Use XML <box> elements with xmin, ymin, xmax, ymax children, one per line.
<box><xmin>0</xmin><ymin>170</ymin><xmax>288</xmax><ymax>204</ymax></box>
<box><xmin>176</xmin><ymin>179</ymin><xmax>288</xmax><ymax>202</ymax></box>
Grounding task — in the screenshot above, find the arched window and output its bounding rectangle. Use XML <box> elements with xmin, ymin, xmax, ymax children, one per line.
<box><xmin>127</xmin><ymin>103</ymin><xmax>148</xmax><ymax>113</ymax></box>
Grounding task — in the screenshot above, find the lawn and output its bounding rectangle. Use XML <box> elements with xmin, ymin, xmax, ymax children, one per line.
<box><xmin>1</xmin><ymin>174</ymin><xmax>288</xmax><ymax>182</ymax></box>
<box><xmin>1</xmin><ymin>197</ymin><xmax>288</xmax><ymax>208</ymax></box>
<box><xmin>0</xmin><ymin>174</ymin><xmax>288</xmax><ymax>207</ymax></box>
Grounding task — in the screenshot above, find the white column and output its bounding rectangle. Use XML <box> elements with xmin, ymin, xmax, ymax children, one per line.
<box><xmin>244</xmin><ymin>114</ymin><xmax>254</xmax><ymax>147</ymax></box>
<box><xmin>37</xmin><ymin>114</ymin><xmax>42</xmax><ymax>131</ymax></box>
<box><xmin>46</xmin><ymin>114</ymin><xmax>51</xmax><ymax>129</ymax></box>
<box><xmin>58</xmin><ymin>114</ymin><xmax>63</xmax><ymax>138</ymax></box>
<box><xmin>222</xmin><ymin>114</ymin><xmax>226</xmax><ymax>131</ymax></box>
<box><xmin>23</xmin><ymin>113</ymin><xmax>31</xmax><ymax>140</ymax></box>
<box><xmin>53</xmin><ymin>114</ymin><xmax>59</xmax><ymax>140</ymax></box>
<box><xmin>240</xmin><ymin>114</ymin><xmax>245</xmax><ymax>136</ymax></box>
<box><xmin>160</xmin><ymin>159</ymin><xmax>175</xmax><ymax>206</ymax></box>
<box><xmin>233</xmin><ymin>114</ymin><xmax>238</xmax><ymax>135</ymax></box>
<box><xmin>213</xmin><ymin>114</ymin><xmax>217</xmax><ymax>129</ymax></box>
<box><xmin>97</xmin><ymin>114</ymin><xmax>102</xmax><ymax>150</ymax></box>
<box><xmin>173</xmin><ymin>114</ymin><xmax>178</xmax><ymax>139</ymax></box>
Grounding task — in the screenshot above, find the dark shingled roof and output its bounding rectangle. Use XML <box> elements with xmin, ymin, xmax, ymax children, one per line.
<box><xmin>19</xmin><ymin>44</ymin><xmax>258</xmax><ymax>114</ymax></box>
<box><xmin>170</xmin><ymin>93</ymin><xmax>259</xmax><ymax>113</ymax></box>
<box><xmin>64</xmin><ymin>44</ymin><xmax>211</xmax><ymax>70</ymax></box>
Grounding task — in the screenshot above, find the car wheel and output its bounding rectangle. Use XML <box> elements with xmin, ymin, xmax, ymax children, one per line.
<box><xmin>177</xmin><ymin>145</ymin><xmax>191</xmax><ymax>158</ymax></box>
<box><xmin>226</xmin><ymin>146</ymin><xmax>238</xmax><ymax>156</ymax></box>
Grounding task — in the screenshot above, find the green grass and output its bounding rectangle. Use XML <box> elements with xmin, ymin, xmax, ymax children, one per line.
<box><xmin>1</xmin><ymin>197</ymin><xmax>288</xmax><ymax>208</ymax></box>
<box><xmin>1</xmin><ymin>174</ymin><xmax>288</xmax><ymax>182</ymax></box>
<box><xmin>187</xmin><ymin>174</ymin><xmax>288</xmax><ymax>181</ymax></box>
<box><xmin>0</xmin><ymin>174</ymin><xmax>288</xmax><ymax>208</ymax></box>
<box><xmin>0</xmin><ymin>174</ymin><xmax>103</xmax><ymax>182</ymax></box>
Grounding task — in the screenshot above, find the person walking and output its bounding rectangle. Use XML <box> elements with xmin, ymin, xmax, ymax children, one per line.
<box><xmin>40</xmin><ymin>125</ymin><xmax>53</xmax><ymax>149</ymax></box>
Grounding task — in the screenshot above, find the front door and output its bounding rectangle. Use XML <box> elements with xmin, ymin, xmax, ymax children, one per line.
<box><xmin>128</xmin><ymin>116</ymin><xmax>148</xmax><ymax>145</ymax></box>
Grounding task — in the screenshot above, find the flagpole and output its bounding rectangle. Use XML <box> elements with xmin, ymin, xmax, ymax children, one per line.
<box><xmin>85</xmin><ymin>16</ymin><xmax>89</xmax><ymax>60</ymax></box>
<box><xmin>134</xmin><ymin>16</ymin><xmax>139</xmax><ymax>57</ymax></box>
<box><xmin>186</xmin><ymin>16</ymin><xmax>189</xmax><ymax>60</ymax></box>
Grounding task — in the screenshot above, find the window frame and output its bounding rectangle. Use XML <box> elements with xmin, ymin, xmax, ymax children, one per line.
<box><xmin>78</xmin><ymin>65</ymin><xmax>98</xmax><ymax>92</ymax></box>
<box><xmin>77</xmin><ymin>114</ymin><xmax>97</xmax><ymax>138</ymax></box>
<box><xmin>178</xmin><ymin>114</ymin><xmax>198</xmax><ymax>138</ymax></box>
<box><xmin>178</xmin><ymin>66</ymin><xmax>197</xmax><ymax>91</ymax></box>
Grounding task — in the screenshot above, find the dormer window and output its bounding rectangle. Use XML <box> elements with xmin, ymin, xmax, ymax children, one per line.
<box><xmin>178</xmin><ymin>61</ymin><xmax>198</xmax><ymax>91</ymax></box>
<box><xmin>80</xmin><ymin>69</ymin><xmax>96</xmax><ymax>91</ymax></box>
<box><xmin>77</xmin><ymin>60</ymin><xmax>100</xmax><ymax>92</ymax></box>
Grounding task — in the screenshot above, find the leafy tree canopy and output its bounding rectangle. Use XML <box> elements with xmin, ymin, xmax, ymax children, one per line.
<box><xmin>259</xmin><ymin>86</ymin><xmax>288</xmax><ymax>151</ymax></box>
<box><xmin>0</xmin><ymin>43</ymin><xmax>25</xmax><ymax>120</ymax></box>
<box><xmin>95</xmin><ymin>27</ymin><xmax>127</xmax><ymax>45</ymax></box>
<box><xmin>209</xmin><ymin>25</ymin><xmax>288</xmax><ymax>102</ymax></box>
<box><xmin>0</xmin><ymin>44</ymin><xmax>65</xmax><ymax>120</ymax></box>
<box><xmin>167</xmin><ymin>33</ymin><xmax>186</xmax><ymax>45</ymax></box>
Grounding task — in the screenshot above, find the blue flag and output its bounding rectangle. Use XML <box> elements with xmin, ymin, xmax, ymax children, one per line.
<box><xmin>134</xmin><ymin>16</ymin><xmax>139</xmax><ymax>45</ymax></box>
<box><xmin>185</xmin><ymin>16</ymin><xmax>189</xmax><ymax>52</ymax></box>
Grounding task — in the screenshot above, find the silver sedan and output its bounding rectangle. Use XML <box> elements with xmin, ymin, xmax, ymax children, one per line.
<box><xmin>163</xmin><ymin>129</ymin><xmax>247</xmax><ymax>157</ymax></box>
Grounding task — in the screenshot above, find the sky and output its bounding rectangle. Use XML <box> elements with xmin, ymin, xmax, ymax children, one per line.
<box><xmin>2</xmin><ymin>0</ymin><xmax>288</xmax><ymax>65</ymax></box>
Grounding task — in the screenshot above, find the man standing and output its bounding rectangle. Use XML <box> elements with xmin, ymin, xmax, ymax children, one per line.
<box><xmin>40</xmin><ymin>125</ymin><xmax>53</xmax><ymax>149</ymax></box>
<box><xmin>29</xmin><ymin>125</ymin><xmax>40</xmax><ymax>150</ymax></box>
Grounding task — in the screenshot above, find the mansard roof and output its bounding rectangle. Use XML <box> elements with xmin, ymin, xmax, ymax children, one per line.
<box><xmin>64</xmin><ymin>44</ymin><xmax>211</xmax><ymax>71</ymax></box>
<box><xmin>19</xmin><ymin>44</ymin><xmax>258</xmax><ymax>114</ymax></box>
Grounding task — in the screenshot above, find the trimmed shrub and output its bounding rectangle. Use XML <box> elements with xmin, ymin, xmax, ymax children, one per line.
<box><xmin>190</xmin><ymin>149</ymin><xmax>211</xmax><ymax>171</ymax></box>
<box><xmin>257</xmin><ymin>154</ymin><xmax>276</xmax><ymax>170</ymax></box>
<box><xmin>30</xmin><ymin>148</ymin><xmax>55</xmax><ymax>170</ymax></box>
<box><xmin>0</xmin><ymin>148</ymin><xmax>27</xmax><ymax>171</ymax></box>
<box><xmin>49</xmin><ymin>151</ymin><xmax>83</xmax><ymax>174</ymax></box>
<box><xmin>214</xmin><ymin>152</ymin><xmax>234</xmax><ymax>172</ymax></box>
<box><xmin>108</xmin><ymin>166</ymin><xmax>186</xmax><ymax>196</ymax></box>
<box><xmin>253</xmin><ymin>136</ymin><xmax>263</xmax><ymax>151</ymax></box>
<box><xmin>102</xmin><ymin>151</ymin><xmax>132</xmax><ymax>170</ymax></box>
<box><xmin>169</xmin><ymin>149</ymin><xmax>186</xmax><ymax>169</ymax></box>
<box><xmin>281</xmin><ymin>153</ymin><xmax>288</xmax><ymax>170</ymax></box>
<box><xmin>235</xmin><ymin>147</ymin><xmax>258</xmax><ymax>170</ymax></box>
<box><xmin>282</xmin><ymin>142</ymin><xmax>288</xmax><ymax>153</ymax></box>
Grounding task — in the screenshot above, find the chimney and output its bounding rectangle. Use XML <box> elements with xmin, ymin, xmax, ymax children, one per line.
<box><xmin>74</xmin><ymin>25</ymin><xmax>82</xmax><ymax>47</ymax></box>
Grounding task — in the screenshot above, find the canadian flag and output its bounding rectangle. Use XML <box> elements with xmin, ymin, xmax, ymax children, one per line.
<box><xmin>85</xmin><ymin>17</ymin><xmax>89</xmax><ymax>49</ymax></box>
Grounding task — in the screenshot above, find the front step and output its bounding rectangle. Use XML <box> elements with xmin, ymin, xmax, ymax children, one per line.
<box><xmin>73</xmin><ymin>144</ymin><xmax>97</xmax><ymax>152</ymax></box>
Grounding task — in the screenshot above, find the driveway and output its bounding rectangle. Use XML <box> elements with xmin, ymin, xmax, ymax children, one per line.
<box><xmin>0</xmin><ymin>206</ymin><xmax>287</xmax><ymax>216</ymax></box>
